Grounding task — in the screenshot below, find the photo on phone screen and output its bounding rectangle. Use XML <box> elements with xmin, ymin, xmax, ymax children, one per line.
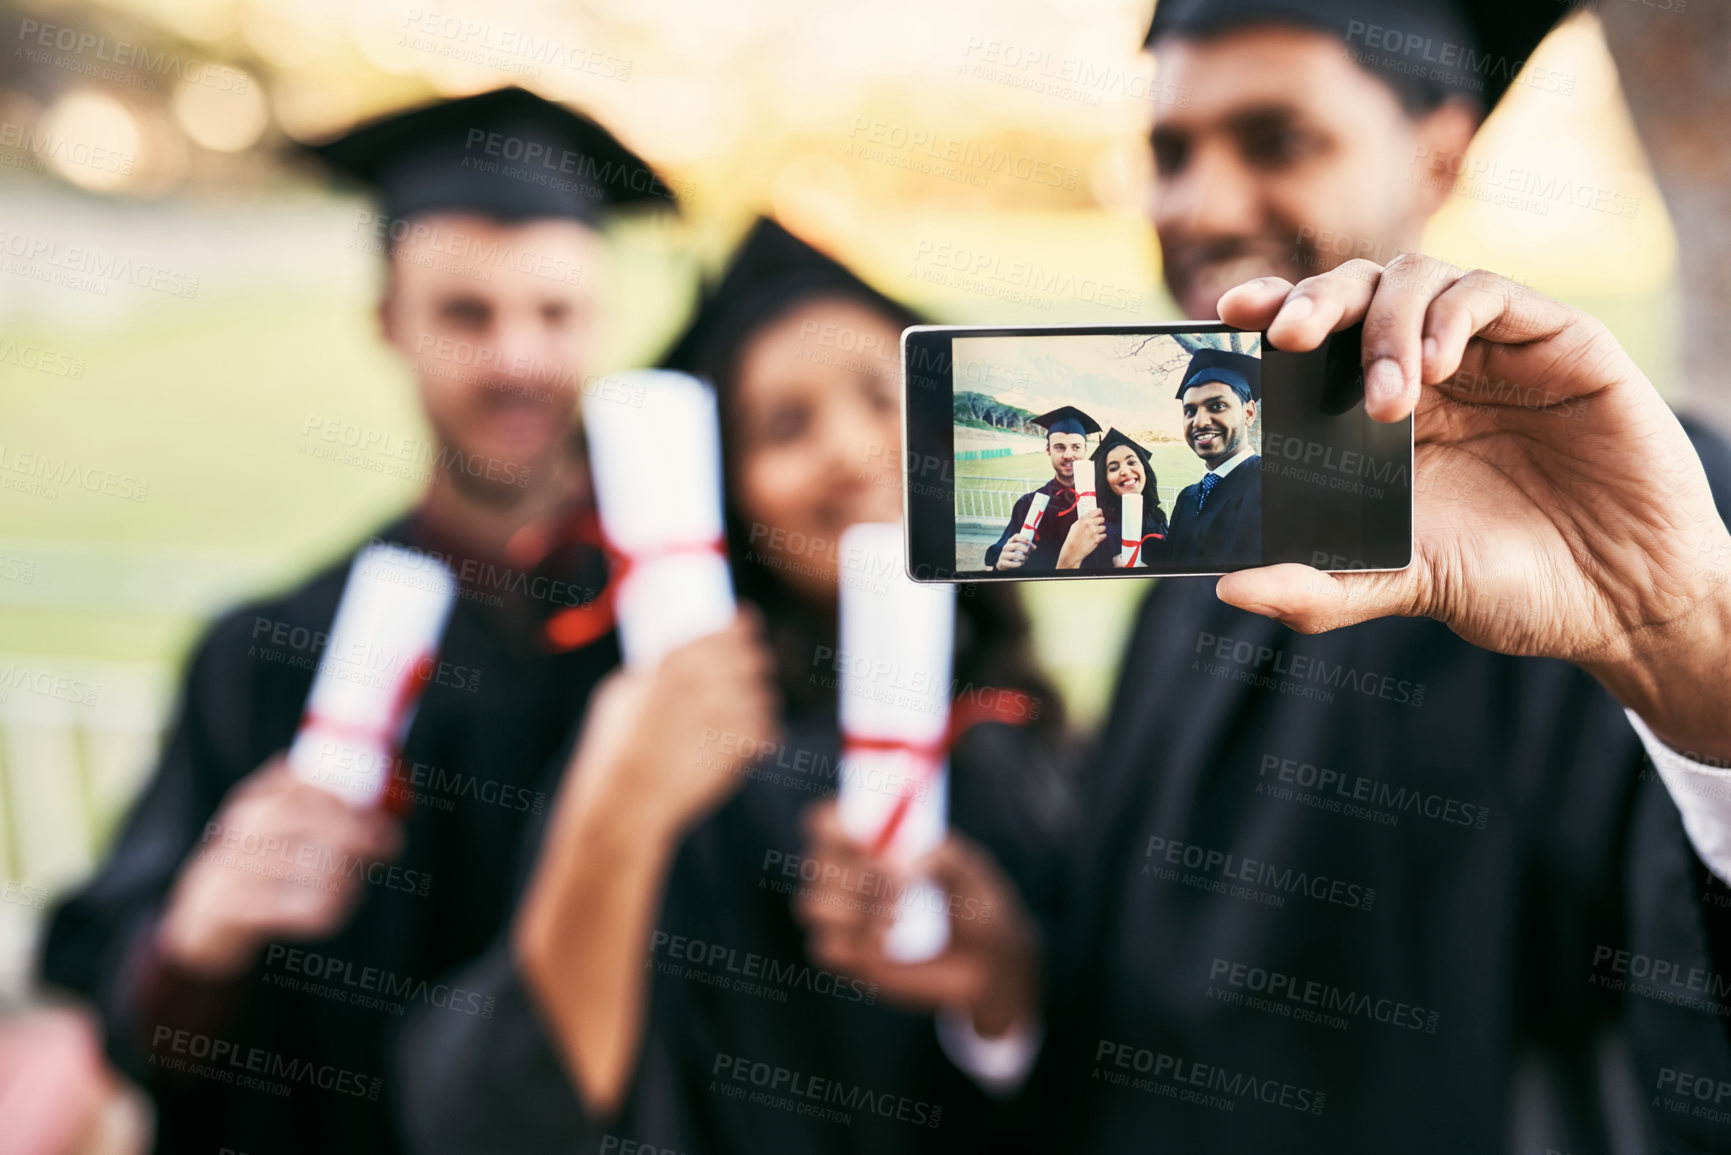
<box><xmin>901</xmin><ymin>322</ymin><xmax>1412</xmax><ymax>582</ymax></box>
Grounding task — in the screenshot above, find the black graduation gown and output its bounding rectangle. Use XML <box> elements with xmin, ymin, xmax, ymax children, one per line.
<box><xmin>982</xmin><ymin>478</ymin><xmax>1077</xmax><ymax>572</ymax></box>
<box><xmin>1163</xmin><ymin>455</ymin><xmax>1261</xmax><ymax>571</ymax></box>
<box><xmin>1038</xmin><ymin>418</ymin><xmax>1731</xmax><ymax>1153</ymax></box>
<box><xmin>395</xmin><ymin>711</ymin><xmax>1073</xmax><ymax>1155</ymax></box>
<box><xmin>39</xmin><ymin>515</ymin><xmax>619</xmax><ymax>1155</ymax></box>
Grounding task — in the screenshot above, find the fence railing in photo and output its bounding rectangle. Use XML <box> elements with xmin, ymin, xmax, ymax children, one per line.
<box><xmin>955</xmin><ymin>479</ymin><xmax>1187</xmax><ymax>524</ymax></box>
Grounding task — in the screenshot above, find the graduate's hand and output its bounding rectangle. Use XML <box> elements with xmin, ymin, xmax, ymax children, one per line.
<box><xmin>158</xmin><ymin>758</ymin><xmax>404</xmax><ymax>978</ymax></box>
<box><xmin>1215</xmin><ymin>256</ymin><xmax>1731</xmax><ymax>763</ymax></box>
<box><xmin>1057</xmin><ymin>508</ymin><xmax>1107</xmax><ymax>570</ymax></box>
<box><xmin>564</xmin><ymin>611</ymin><xmax>779</xmax><ymax>842</ymax></box>
<box><xmin>995</xmin><ymin>537</ymin><xmax>1031</xmax><ymax>571</ymax></box>
<box><xmin>794</xmin><ymin>802</ymin><xmax>1040</xmax><ymax>1038</ymax></box>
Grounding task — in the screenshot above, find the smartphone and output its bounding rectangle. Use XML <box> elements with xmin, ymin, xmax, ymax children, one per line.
<box><xmin>901</xmin><ymin>321</ymin><xmax>1411</xmax><ymax>581</ymax></box>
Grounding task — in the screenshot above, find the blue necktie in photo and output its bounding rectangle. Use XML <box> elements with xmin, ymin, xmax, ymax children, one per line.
<box><xmin>1197</xmin><ymin>470</ymin><xmax>1220</xmax><ymax>512</ymax></box>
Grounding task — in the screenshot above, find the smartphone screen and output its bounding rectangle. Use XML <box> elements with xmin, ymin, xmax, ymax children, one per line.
<box><xmin>901</xmin><ymin>322</ymin><xmax>1411</xmax><ymax>581</ymax></box>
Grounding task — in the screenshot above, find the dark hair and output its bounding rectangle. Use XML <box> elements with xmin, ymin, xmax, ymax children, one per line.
<box><xmin>1147</xmin><ymin>14</ymin><xmax>1480</xmax><ymax>120</ymax></box>
<box><xmin>689</xmin><ymin>288</ymin><xmax>1063</xmax><ymax>731</ymax></box>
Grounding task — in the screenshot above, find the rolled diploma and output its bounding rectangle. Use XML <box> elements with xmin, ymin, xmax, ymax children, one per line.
<box><xmin>1017</xmin><ymin>491</ymin><xmax>1050</xmax><ymax>542</ymax></box>
<box><xmin>583</xmin><ymin>370</ymin><xmax>736</xmax><ymax>669</ymax></box>
<box><xmin>289</xmin><ymin>543</ymin><xmax>457</xmax><ymax>807</ymax></box>
<box><xmin>1073</xmin><ymin>459</ymin><xmax>1096</xmax><ymax>519</ymax></box>
<box><xmin>1119</xmin><ymin>492</ymin><xmax>1143</xmax><ymax>567</ymax></box>
<box><xmin>837</xmin><ymin>522</ymin><xmax>956</xmax><ymax>963</ymax></box>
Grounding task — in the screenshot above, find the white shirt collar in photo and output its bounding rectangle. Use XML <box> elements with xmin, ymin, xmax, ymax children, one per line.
<box><xmin>1208</xmin><ymin>445</ymin><xmax>1256</xmax><ymax>479</ymax></box>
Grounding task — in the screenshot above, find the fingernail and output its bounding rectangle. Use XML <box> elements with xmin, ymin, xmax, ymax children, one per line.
<box><xmin>1366</xmin><ymin>358</ymin><xmax>1405</xmax><ymax>403</ymax></box>
<box><xmin>1421</xmin><ymin>336</ymin><xmax>1437</xmax><ymax>366</ymax></box>
<box><xmin>1273</xmin><ymin>296</ymin><xmax>1314</xmax><ymax>326</ymax></box>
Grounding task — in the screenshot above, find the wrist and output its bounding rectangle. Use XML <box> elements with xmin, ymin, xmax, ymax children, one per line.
<box><xmin>156</xmin><ymin>900</ymin><xmax>256</xmax><ymax>979</ymax></box>
<box><xmin>1585</xmin><ymin>591</ymin><xmax>1731</xmax><ymax>766</ymax></box>
<box><xmin>970</xmin><ymin>924</ymin><xmax>1040</xmax><ymax>1038</ymax></box>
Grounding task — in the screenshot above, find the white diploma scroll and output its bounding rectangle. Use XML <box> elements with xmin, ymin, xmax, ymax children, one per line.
<box><xmin>837</xmin><ymin>523</ymin><xmax>957</xmax><ymax>963</ymax></box>
<box><xmin>1017</xmin><ymin>491</ymin><xmax>1050</xmax><ymax>543</ymax></box>
<box><xmin>583</xmin><ymin>370</ymin><xmax>736</xmax><ymax>669</ymax></box>
<box><xmin>1119</xmin><ymin>492</ymin><xmax>1143</xmax><ymax>567</ymax></box>
<box><xmin>288</xmin><ymin>543</ymin><xmax>457</xmax><ymax>807</ymax></box>
<box><xmin>1073</xmin><ymin>460</ymin><xmax>1097</xmax><ymax>519</ymax></box>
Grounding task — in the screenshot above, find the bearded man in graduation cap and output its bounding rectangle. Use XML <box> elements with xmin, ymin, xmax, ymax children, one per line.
<box><xmin>797</xmin><ymin>2</ymin><xmax>1731</xmax><ymax>1152</ymax></box>
<box><xmin>984</xmin><ymin>405</ymin><xmax>1103</xmax><ymax>571</ymax></box>
<box><xmin>38</xmin><ymin>89</ymin><xmax>673</xmax><ymax>1155</ymax></box>
<box><xmin>1163</xmin><ymin>346</ymin><xmax>1263</xmax><ymax>569</ymax></box>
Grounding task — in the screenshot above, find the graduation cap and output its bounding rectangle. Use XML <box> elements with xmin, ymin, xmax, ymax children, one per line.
<box><xmin>1092</xmin><ymin>427</ymin><xmax>1154</xmax><ymax>469</ymax></box>
<box><xmin>1033</xmin><ymin>406</ymin><xmax>1102</xmax><ymax>439</ymax></box>
<box><xmin>661</xmin><ymin>217</ymin><xmax>920</xmax><ymax>385</ymax></box>
<box><xmin>1176</xmin><ymin>347</ymin><xmax>1261</xmax><ymax>402</ymax></box>
<box><xmin>1145</xmin><ymin>0</ymin><xmax>1566</xmax><ymax>113</ymax></box>
<box><xmin>305</xmin><ymin>87</ymin><xmax>677</xmax><ymax>227</ymax></box>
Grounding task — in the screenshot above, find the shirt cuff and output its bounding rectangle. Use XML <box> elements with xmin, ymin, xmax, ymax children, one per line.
<box><xmin>1628</xmin><ymin>708</ymin><xmax>1731</xmax><ymax>885</ymax></box>
<box><xmin>933</xmin><ymin>1007</ymin><xmax>1042</xmax><ymax>1096</ymax></box>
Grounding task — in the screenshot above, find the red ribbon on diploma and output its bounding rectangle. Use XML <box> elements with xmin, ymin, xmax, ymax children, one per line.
<box><xmin>1121</xmin><ymin>531</ymin><xmax>1165</xmax><ymax>568</ymax></box>
<box><xmin>544</xmin><ymin>536</ymin><xmax>727</xmax><ymax>652</ymax></box>
<box><xmin>297</xmin><ymin>647</ymin><xmax>435</xmax><ymax>816</ymax></box>
<box><xmin>1044</xmin><ymin>486</ymin><xmax>1081</xmax><ymax>524</ymax></box>
<box><xmin>843</xmin><ymin>689</ymin><xmax>1037</xmax><ymax>857</ymax></box>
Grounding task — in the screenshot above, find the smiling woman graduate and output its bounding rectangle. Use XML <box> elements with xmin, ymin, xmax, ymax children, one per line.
<box><xmin>1085</xmin><ymin>428</ymin><xmax>1168</xmax><ymax>570</ymax></box>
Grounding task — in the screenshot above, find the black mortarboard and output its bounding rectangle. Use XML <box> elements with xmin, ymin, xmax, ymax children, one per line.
<box><xmin>1092</xmin><ymin>427</ymin><xmax>1154</xmax><ymax>468</ymax></box>
<box><xmin>1032</xmin><ymin>406</ymin><xmax>1103</xmax><ymax>439</ymax></box>
<box><xmin>1176</xmin><ymin>347</ymin><xmax>1261</xmax><ymax>402</ymax></box>
<box><xmin>1145</xmin><ymin>0</ymin><xmax>1566</xmax><ymax>113</ymax></box>
<box><xmin>305</xmin><ymin>87</ymin><xmax>677</xmax><ymax>226</ymax></box>
<box><xmin>661</xmin><ymin>217</ymin><xmax>919</xmax><ymax>383</ymax></box>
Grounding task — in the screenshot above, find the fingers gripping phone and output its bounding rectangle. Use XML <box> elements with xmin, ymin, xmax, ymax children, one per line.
<box><xmin>900</xmin><ymin>322</ymin><xmax>1411</xmax><ymax>581</ymax></box>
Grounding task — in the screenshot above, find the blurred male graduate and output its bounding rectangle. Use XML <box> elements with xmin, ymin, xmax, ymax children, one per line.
<box><xmin>39</xmin><ymin>88</ymin><xmax>670</xmax><ymax>1155</ymax></box>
